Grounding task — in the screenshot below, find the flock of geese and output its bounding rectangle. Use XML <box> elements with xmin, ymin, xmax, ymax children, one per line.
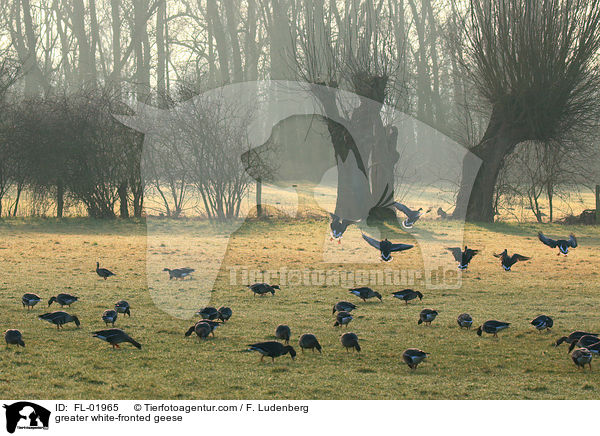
<box><xmin>2</xmin><ymin>209</ymin><xmax>592</xmax><ymax>372</ymax></box>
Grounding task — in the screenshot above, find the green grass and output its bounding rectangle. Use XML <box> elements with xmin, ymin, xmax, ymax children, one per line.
<box><xmin>1</xmin><ymin>217</ymin><xmax>600</xmax><ymax>399</ymax></box>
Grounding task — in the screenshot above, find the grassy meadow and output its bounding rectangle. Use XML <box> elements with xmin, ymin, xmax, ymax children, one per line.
<box><xmin>1</xmin><ymin>216</ymin><xmax>600</xmax><ymax>399</ymax></box>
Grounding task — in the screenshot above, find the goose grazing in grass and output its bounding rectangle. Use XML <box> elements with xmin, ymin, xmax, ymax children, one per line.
<box><xmin>217</xmin><ymin>306</ymin><xmax>232</xmax><ymax>322</ymax></box>
<box><xmin>567</xmin><ymin>335</ymin><xmax>600</xmax><ymax>353</ymax></box>
<box><xmin>96</xmin><ymin>262</ymin><xmax>115</xmax><ymax>280</ymax></box>
<box><xmin>333</xmin><ymin>301</ymin><xmax>357</xmax><ymax>314</ymax></box>
<box><xmin>334</xmin><ymin>311</ymin><xmax>353</xmax><ymax>327</ymax></box>
<box><xmin>185</xmin><ymin>321</ymin><xmax>213</xmax><ymax>339</ymax></box>
<box><xmin>247</xmin><ymin>341</ymin><xmax>296</xmax><ymax>362</ymax></box>
<box><xmin>340</xmin><ymin>332</ymin><xmax>361</xmax><ymax>353</ymax></box>
<box><xmin>571</xmin><ymin>347</ymin><xmax>592</xmax><ymax>370</ymax></box>
<box><xmin>493</xmin><ymin>250</ymin><xmax>530</xmax><ymax>271</ymax></box>
<box><xmin>329</xmin><ymin>213</ymin><xmax>358</xmax><ymax>242</ymax></box>
<box><xmin>163</xmin><ymin>267</ymin><xmax>194</xmax><ymax>280</ymax></box>
<box><xmin>48</xmin><ymin>293</ymin><xmax>78</xmax><ymax>307</ymax></box>
<box><xmin>393</xmin><ymin>203</ymin><xmax>430</xmax><ymax>229</ymax></box>
<box><xmin>185</xmin><ymin>320</ymin><xmax>219</xmax><ymax>338</ymax></box>
<box><xmin>555</xmin><ymin>331</ymin><xmax>598</xmax><ymax>349</ymax></box>
<box><xmin>298</xmin><ymin>334</ymin><xmax>322</xmax><ymax>353</ymax></box>
<box><xmin>101</xmin><ymin>309</ymin><xmax>118</xmax><ymax>326</ymax></box>
<box><xmin>92</xmin><ymin>329</ymin><xmax>141</xmax><ymax>349</ymax></box>
<box><xmin>362</xmin><ymin>233</ymin><xmax>413</xmax><ymax>262</ymax></box>
<box><xmin>349</xmin><ymin>287</ymin><xmax>382</xmax><ymax>302</ymax></box>
<box><xmin>476</xmin><ymin>320</ymin><xmax>510</xmax><ymax>337</ymax></box>
<box><xmin>457</xmin><ymin>313</ymin><xmax>473</xmax><ymax>329</ymax></box>
<box><xmin>195</xmin><ymin>306</ymin><xmax>219</xmax><ymax>320</ymax></box>
<box><xmin>248</xmin><ymin>283</ymin><xmax>279</xmax><ymax>296</ymax></box>
<box><xmin>402</xmin><ymin>348</ymin><xmax>429</xmax><ymax>370</ymax></box>
<box><xmin>418</xmin><ymin>309</ymin><xmax>438</xmax><ymax>325</ymax></box>
<box><xmin>114</xmin><ymin>300</ymin><xmax>131</xmax><ymax>316</ymax></box>
<box><xmin>447</xmin><ymin>246</ymin><xmax>479</xmax><ymax>270</ymax></box>
<box><xmin>39</xmin><ymin>311</ymin><xmax>80</xmax><ymax>329</ymax></box>
<box><xmin>4</xmin><ymin>329</ymin><xmax>24</xmax><ymax>348</ymax></box>
<box><xmin>391</xmin><ymin>289</ymin><xmax>423</xmax><ymax>304</ymax></box>
<box><xmin>531</xmin><ymin>315</ymin><xmax>553</xmax><ymax>332</ymax></box>
<box><xmin>538</xmin><ymin>232</ymin><xmax>577</xmax><ymax>256</ymax></box>
<box><xmin>22</xmin><ymin>293</ymin><xmax>41</xmax><ymax>309</ymax></box>
<box><xmin>275</xmin><ymin>325</ymin><xmax>291</xmax><ymax>344</ymax></box>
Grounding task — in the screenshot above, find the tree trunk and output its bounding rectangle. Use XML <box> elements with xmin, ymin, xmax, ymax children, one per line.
<box><xmin>12</xmin><ymin>184</ymin><xmax>22</xmax><ymax>216</ymax></box>
<box><xmin>118</xmin><ymin>182</ymin><xmax>129</xmax><ymax>218</ymax></box>
<box><xmin>256</xmin><ymin>177</ymin><xmax>262</xmax><ymax>217</ymax></box>
<box><xmin>56</xmin><ymin>180</ymin><xmax>64</xmax><ymax>218</ymax></box>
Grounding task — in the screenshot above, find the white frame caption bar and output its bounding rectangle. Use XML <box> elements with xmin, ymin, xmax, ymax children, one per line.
<box><xmin>0</xmin><ymin>400</ymin><xmax>592</xmax><ymax>435</ymax></box>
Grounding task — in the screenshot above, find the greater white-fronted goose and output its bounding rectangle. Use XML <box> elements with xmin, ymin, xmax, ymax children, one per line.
<box><xmin>195</xmin><ymin>306</ymin><xmax>219</xmax><ymax>320</ymax></box>
<box><xmin>5</xmin><ymin>329</ymin><xmax>24</xmax><ymax>348</ymax></box>
<box><xmin>185</xmin><ymin>321</ymin><xmax>212</xmax><ymax>339</ymax></box>
<box><xmin>22</xmin><ymin>293</ymin><xmax>41</xmax><ymax>309</ymax></box>
<box><xmin>329</xmin><ymin>213</ymin><xmax>358</xmax><ymax>242</ymax></box>
<box><xmin>248</xmin><ymin>283</ymin><xmax>279</xmax><ymax>296</ymax></box>
<box><xmin>247</xmin><ymin>341</ymin><xmax>296</xmax><ymax>362</ymax></box>
<box><xmin>349</xmin><ymin>287</ymin><xmax>382</xmax><ymax>302</ymax></box>
<box><xmin>538</xmin><ymin>232</ymin><xmax>577</xmax><ymax>256</ymax></box>
<box><xmin>298</xmin><ymin>334</ymin><xmax>322</xmax><ymax>353</ymax></box>
<box><xmin>572</xmin><ymin>347</ymin><xmax>592</xmax><ymax>369</ymax></box>
<box><xmin>163</xmin><ymin>267</ymin><xmax>195</xmax><ymax>280</ymax></box>
<box><xmin>531</xmin><ymin>315</ymin><xmax>553</xmax><ymax>332</ymax></box>
<box><xmin>333</xmin><ymin>301</ymin><xmax>357</xmax><ymax>314</ymax></box>
<box><xmin>185</xmin><ymin>320</ymin><xmax>219</xmax><ymax>338</ymax></box>
<box><xmin>275</xmin><ymin>324</ymin><xmax>291</xmax><ymax>344</ymax></box>
<box><xmin>402</xmin><ymin>348</ymin><xmax>429</xmax><ymax>369</ymax></box>
<box><xmin>391</xmin><ymin>289</ymin><xmax>423</xmax><ymax>304</ymax></box>
<box><xmin>418</xmin><ymin>309</ymin><xmax>438</xmax><ymax>325</ymax></box>
<box><xmin>114</xmin><ymin>300</ymin><xmax>131</xmax><ymax>316</ymax></box>
<box><xmin>340</xmin><ymin>332</ymin><xmax>361</xmax><ymax>352</ymax></box>
<box><xmin>476</xmin><ymin>320</ymin><xmax>510</xmax><ymax>337</ymax></box>
<box><xmin>447</xmin><ymin>246</ymin><xmax>479</xmax><ymax>270</ymax></box>
<box><xmin>39</xmin><ymin>311</ymin><xmax>80</xmax><ymax>329</ymax></box>
<box><xmin>334</xmin><ymin>311</ymin><xmax>353</xmax><ymax>327</ymax></box>
<box><xmin>555</xmin><ymin>331</ymin><xmax>598</xmax><ymax>349</ymax></box>
<box><xmin>96</xmin><ymin>262</ymin><xmax>115</xmax><ymax>280</ymax></box>
<box><xmin>493</xmin><ymin>250</ymin><xmax>530</xmax><ymax>271</ymax></box>
<box><xmin>361</xmin><ymin>233</ymin><xmax>413</xmax><ymax>262</ymax></box>
<box><xmin>218</xmin><ymin>306</ymin><xmax>232</xmax><ymax>322</ymax></box>
<box><xmin>393</xmin><ymin>203</ymin><xmax>430</xmax><ymax>229</ymax></box>
<box><xmin>48</xmin><ymin>294</ymin><xmax>78</xmax><ymax>307</ymax></box>
<box><xmin>457</xmin><ymin>313</ymin><xmax>473</xmax><ymax>329</ymax></box>
<box><xmin>92</xmin><ymin>329</ymin><xmax>141</xmax><ymax>349</ymax></box>
<box><xmin>102</xmin><ymin>309</ymin><xmax>118</xmax><ymax>326</ymax></box>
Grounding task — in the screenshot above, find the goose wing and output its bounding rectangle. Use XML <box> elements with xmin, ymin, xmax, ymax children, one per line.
<box><xmin>389</xmin><ymin>241</ymin><xmax>414</xmax><ymax>252</ymax></box>
<box><xmin>568</xmin><ymin>234</ymin><xmax>578</xmax><ymax>248</ymax></box>
<box><xmin>446</xmin><ymin>247</ymin><xmax>463</xmax><ymax>262</ymax></box>
<box><xmin>511</xmin><ymin>253</ymin><xmax>531</xmax><ymax>262</ymax></box>
<box><xmin>392</xmin><ymin>202</ymin><xmax>414</xmax><ymax>217</ymax></box>
<box><xmin>538</xmin><ymin>232</ymin><xmax>557</xmax><ymax>248</ymax></box>
<box><xmin>361</xmin><ymin>233</ymin><xmax>381</xmax><ymax>250</ymax></box>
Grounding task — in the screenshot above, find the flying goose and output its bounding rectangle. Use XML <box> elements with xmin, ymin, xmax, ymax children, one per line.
<box><xmin>418</xmin><ymin>309</ymin><xmax>438</xmax><ymax>325</ymax></box>
<box><xmin>457</xmin><ymin>313</ymin><xmax>473</xmax><ymax>329</ymax></box>
<box><xmin>340</xmin><ymin>332</ymin><xmax>361</xmax><ymax>353</ymax></box>
<box><xmin>393</xmin><ymin>203</ymin><xmax>430</xmax><ymax>229</ymax></box>
<box><xmin>185</xmin><ymin>320</ymin><xmax>220</xmax><ymax>338</ymax></box>
<box><xmin>217</xmin><ymin>306</ymin><xmax>232</xmax><ymax>322</ymax></box>
<box><xmin>114</xmin><ymin>300</ymin><xmax>131</xmax><ymax>316</ymax></box>
<box><xmin>555</xmin><ymin>331</ymin><xmax>598</xmax><ymax>349</ymax></box>
<box><xmin>247</xmin><ymin>341</ymin><xmax>296</xmax><ymax>362</ymax></box>
<box><xmin>402</xmin><ymin>348</ymin><xmax>429</xmax><ymax>369</ymax></box>
<box><xmin>96</xmin><ymin>262</ymin><xmax>115</xmax><ymax>280</ymax></box>
<box><xmin>493</xmin><ymin>250</ymin><xmax>530</xmax><ymax>271</ymax></box>
<box><xmin>349</xmin><ymin>287</ymin><xmax>382</xmax><ymax>302</ymax></box>
<box><xmin>163</xmin><ymin>267</ymin><xmax>195</xmax><ymax>280</ymax></box>
<box><xmin>530</xmin><ymin>315</ymin><xmax>553</xmax><ymax>332</ymax></box>
<box><xmin>4</xmin><ymin>329</ymin><xmax>24</xmax><ymax>348</ymax></box>
<box><xmin>334</xmin><ymin>311</ymin><xmax>353</xmax><ymax>327</ymax></box>
<box><xmin>333</xmin><ymin>301</ymin><xmax>357</xmax><ymax>314</ymax></box>
<box><xmin>248</xmin><ymin>283</ymin><xmax>279</xmax><ymax>296</ymax></box>
<box><xmin>39</xmin><ymin>311</ymin><xmax>80</xmax><ymax>329</ymax></box>
<box><xmin>195</xmin><ymin>307</ymin><xmax>219</xmax><ymax>320</ymax></box>
<box><xmin>567</xmin><ymin>335</ymin><xmax>600</xmax><ymax>353</ymax></box>
<box><xmin>48</xmin><ymin>293</ymin><xmax>78</xmax><ymax>307</ymax></box>
<box><xmin>538</xmin><ymin>232</ymin><xmax>577</xmax><ymax>256</ymax></box>
<box><xmin>185</xmin><ymin>321</ymin><xmax>213</xmax><ymax>339</ymax></box>
<box><xmin>22</xmin><ymin>293</ymin><xmax>41</xmax><ymax>309</ymax></box>
<box><xmin>298</xmin><ymin>334</ymin><xmax>322</xmax><ymax>353</ymax></box>
<box><xmin>447</xmin><ymin>246</ymin><xmax>479</xmax><ymax>270</ymax></box>
<box><xmin>391</xmin><ymin>289</ymin><xmax>423</xmax><ymax>304</ymax></box>
<box><xmin>92</xmin><ymin>329</ymin><xmax>141</xmax><ymax>349</ymax></box>
<box><xmin>362</xmin><ymin>233</ymin><xmax>413</xmax><ymax>262</ymax></box>
<box><xmin>102</xmin><ymin>309</ymin><xmax>118</xmax><ymax>326</ymax></box>
<box><xmin>571</xmin><ymin>347</ymin><xmax>593</xmax><ymax>370</ymax></box>
<box><xmin>329</xmin><ymin>213</ymin><xmax>358</xmax><ymax>242</ymax></box>
<box><xmin>275</xmin><ymin>325</ymin><xmax>291</xmax><ymax>344</ymax></box>
<box><xmin>476</xmin><ymin>320</ymin><xmax>510</xmax><ymax>337</ymax></box>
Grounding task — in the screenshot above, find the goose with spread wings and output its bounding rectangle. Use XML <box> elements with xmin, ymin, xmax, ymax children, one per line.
<box><xmin>329</xmin><ymin>213</ymin><xmax>358</xmax><ymax>242</ymax></box>
<box><xmin>393</xmin><ymin>203</ymin><xmax>431</xmax><ymax>229</ymax></box>
<box><xmin>447</xmin><ymin>246</ymin><xmax>479</xmax><ymax>270</ymax></box>
<box><xmin>493</xmin><ymin>250</ymin><xmax>531</xmax><ymax>271</ymax></box>
<box><xmin>361</xmin><ymin>233</ymin><xmax>414</xmax><ymax>262</ymax></box>
<box><xmin>538</xmin><ymin>232</ymin><xmax>577</xmax><ymax>256</ymax></box>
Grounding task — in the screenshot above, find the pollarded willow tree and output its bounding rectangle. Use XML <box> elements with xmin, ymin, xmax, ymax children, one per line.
<box><xmin>453</xmin><ymin>0</ymin><xmax>600</xmax><ymax>222</ymax></box>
